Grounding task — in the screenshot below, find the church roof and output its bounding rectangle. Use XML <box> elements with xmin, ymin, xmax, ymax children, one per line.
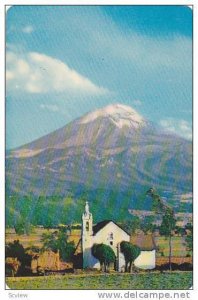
<box><xmin>130</xmin><ymin>234</ymin><xmax>157</xmax><ymax>251</ymax></box>
<box><xmin>93</xmin><ymin>220</ymin><xmax>130</xmax><ymax>236</ymax></box>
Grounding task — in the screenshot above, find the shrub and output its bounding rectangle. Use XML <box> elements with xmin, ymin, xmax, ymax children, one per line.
<box><xmin>178</xmin><ymin>263</ymin><xmax>193</xmax><ymax>271</ymax></box>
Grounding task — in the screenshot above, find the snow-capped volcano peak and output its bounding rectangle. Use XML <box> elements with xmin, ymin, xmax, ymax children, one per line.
<box><xmin>79</xmin><ymin>103</ymin><xmax>145</xmax><ymax>129</ymax></box>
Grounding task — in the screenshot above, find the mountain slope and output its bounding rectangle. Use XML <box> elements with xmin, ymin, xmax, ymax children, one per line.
<box><xmin>6</xmin><ymin>104</ymin><xmax>192</xmax><ymax>198</ymax></box>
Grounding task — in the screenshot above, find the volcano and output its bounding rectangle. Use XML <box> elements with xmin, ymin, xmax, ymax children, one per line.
<box><xmin>6</xmin><ymin>104</ymin><xmax>192</xmax><ymax>197</ymax></box>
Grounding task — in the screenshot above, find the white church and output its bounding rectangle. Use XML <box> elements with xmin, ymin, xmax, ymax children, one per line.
<box><xmin>80</xmin><ymin>201</ymin><xmax>156</xmax><ymax>271</ymax></box>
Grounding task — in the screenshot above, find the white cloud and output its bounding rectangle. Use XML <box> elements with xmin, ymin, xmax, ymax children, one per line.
<box><xmin>160</xmin><ymin>118</ymin><xmax>192</xmax><ymax>140</ymax></box>
<box><xmin>40</xmin><ymin>104</ymin><xmax>59</xmax><ymax>112</ymax></box>
<box><xmin>22</xmin><ymin>25</ymin><xmax>34</xmax><ymax>34</ymax></box>
<box><xmin>84</xmin><ymin>11</ymin><xmax>191</xmax><ymax>75</ymax></box>
<box><xmin>6</xmin><ymin>51</ymin><xmax>107</xmax><ymax>95</ymax></box>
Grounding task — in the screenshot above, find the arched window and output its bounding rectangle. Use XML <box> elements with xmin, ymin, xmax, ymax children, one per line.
<box><xmin>86</xmin><ymin>221</ymin><xmax>89</xmax><ymax>231</ymax></box>
<box><xmin>110</xmin><ymin>232</ymin><xmax>113</xmax><ymax>239</ymax></box>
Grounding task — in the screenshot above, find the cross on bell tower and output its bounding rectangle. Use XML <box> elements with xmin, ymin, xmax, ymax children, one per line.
<box><xmin>82</xmin><ymin>201</ymin><xmax>93</xmax><ymax>236</ymax></box>
<box><xmin>82</xmin><ymin>201</ymin><xmax>93</xmax><ymax>268</ymax></box>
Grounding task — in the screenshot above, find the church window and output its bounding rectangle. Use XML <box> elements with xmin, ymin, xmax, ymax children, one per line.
<box><xmin>110</xmin><ymin>232</ymin><xmax>113</xmax><ymax>239</ymax></box>
<box><xmin>86</xmin><ymin>221</ymin><xmax>89</xmax><ymax>231</ymax></box>
<box><xmin>110</xmin><ymin>241</ymin><xmax>113</xmax><ymax>246</ymax></box>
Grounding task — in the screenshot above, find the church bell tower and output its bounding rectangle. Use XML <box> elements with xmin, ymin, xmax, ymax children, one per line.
<box><xmin>82</xmin><ymin>201</ymin><xmax>93</xmax><ymax>268</ymax></box>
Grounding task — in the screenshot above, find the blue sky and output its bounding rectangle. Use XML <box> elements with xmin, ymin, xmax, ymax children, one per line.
<box><xmin>6</xmin><ymin>6</ymin><xmax>192</xmax><ymax>149</ymax></box>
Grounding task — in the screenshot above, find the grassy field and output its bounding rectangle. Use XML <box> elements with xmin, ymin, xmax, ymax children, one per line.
<box><xmin>5</xmin><ymin>228</ymin><xmax>81</xmax><ymax>249</ymax></box>
<box><xmin>155</xmin><ymin>236</ymin><xmax>189</xmax><ymax>257</ymax></box>
<box><xmin>6</xmin><ymin>272</ymin><xmax>192</xmax><ymax>290</ymax></box>
<box><xmin>6</xmin><ymin>228</ymin><xmax>190</xmax><ymax>257</ymax></box>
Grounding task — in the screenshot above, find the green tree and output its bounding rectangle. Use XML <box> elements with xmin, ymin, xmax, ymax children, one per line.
<box><xmin>146</xmin><ymin>188</ymin><xmax>176</xmax><ymax>271</ymax></box>
<box><xmin>185</xmin><ymin>234</ymin><xmax>193</xmax><ymax>253</ymax></box>
<box><xmin>122</xmin><ymin>216</ymin><xmax>141</xmax><ymax>235</ymax></box>
<box><xmin>14</xmin><ymin>220</ymin><xmax>25</xmax><ymax>235</ymax></box>
<box><xmin>159</xmin><ymin>211</ymin><xmax>176</xmax><ymax>270</ymax></box>
<box><xmin>120</xmin><ymin>241</ymin><xmax>141</xmax><ymax>272</ymax></box>
<box><xmin>14</xmin><ymin>219</ymin><xmax>33</xmax><ymax>235</ymax></box>
<box><xmin>185</xmin><ymin>222</ymin><xmax>193</xmax><ymax>232</ymax></box>
<box><xmin>20</xmin><ymin>196</ymin><xmax>33</xmax><ymax>222</ymax></box>
<box><xmin>92</xmin><ymin>243</ymin><xmax>116</xmax><ymax>272</ymax></box>
<box><xmin>140</xmin><ymin>216</ymin><xmax>155</xmax><ymax>235</ymax></box>
<box><xmin>185</xmin><ymin>223</ymin><xmax>193</xmax><ymax>255</ymax></box>
<box><xmin>146</xmin><ymin>188</ymin><xmax>171</xmax><ymax>214</ymax></box>
<box><xmin>185</xmin><ymin>223</ymin><xmax>193</xmax><ymax>253</ymax></box>
<box><xmin>175</xmin><ymin>226</ymin><xmax>186</xmax><ymax>237</ymax></box>
<box><xmin>41</xmin><ymin>228</ymin><xmax>75</xmax><ymax>262</ymax></box>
